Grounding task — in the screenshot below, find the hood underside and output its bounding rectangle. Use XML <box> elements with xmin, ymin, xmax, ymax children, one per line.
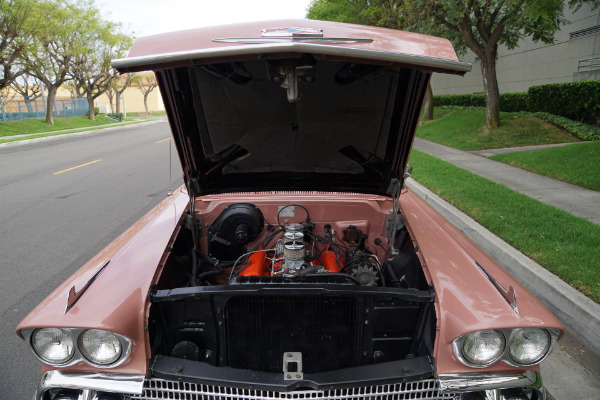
<box><xmin>113</xmin><ymin>20</ymin><xmax>470</xmax><ymax>196</ymax></box>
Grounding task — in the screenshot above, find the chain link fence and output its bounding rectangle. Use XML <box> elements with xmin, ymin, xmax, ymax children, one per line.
<box><xmin>0</xmin><ymin>98</ymin><xmax>88</xmax><ymax>121</ymax></box>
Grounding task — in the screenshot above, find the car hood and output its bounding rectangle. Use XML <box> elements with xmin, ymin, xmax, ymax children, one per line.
<box><xmin>113</xmin><ymin>19</ymin><xmax>470</xmax><ymax>196</ymax></box>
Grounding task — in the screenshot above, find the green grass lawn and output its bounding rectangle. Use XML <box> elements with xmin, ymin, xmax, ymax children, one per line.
<box><xmin>489</xmin><ymin>141</ymin><xmax>600</xmax><ymax>192</ymax></box>
<box><xmin>125</xmin><ymin>110</ymin><xmax>167</xmax><ymax>117</ymax></box>
<box><xmin>0</xmin><ymin>115</ymin><xmax>122</xmax><ymax>137</ymax></box>
<box><xmin>409</xmin><ymin>149</ymin><xmax>600</xmax><ymax>303</ymax></box>
<box><xmin>417</xmin><ymin>109</ymin><xmax>578</xmax><ymax>150</ymax></box>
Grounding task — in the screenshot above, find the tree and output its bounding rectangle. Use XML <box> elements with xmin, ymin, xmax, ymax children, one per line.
<box><xmin>11</xmin><ymin>73</ymin><xmax>42</xmax><ymax>113</ymax></box>
<box><xmin>411</xmin><ymin>0</ymin><xmax>598</xmax><ymax>130</ymax></box>
<box><xmin>0</xmin><ymin>0</ymin><xmax>38</xmax><ymax>90</ymax></box>
<box><xmin>307</xmin><ymin>0</ymin><xmax>454</xmax><ymax>122</ymax></box>
<box><xmin>135</xmin><ymin>73</ymin><xmax>157</xmax><ymax>114</ymax></box>
<box><xmin>112</xmin><ymin>72</ymin><xmax>135</xmax><ymax>114</ymax></box>
<box><xmin>70</xmin><ymin>19</ymin><xmax>132</xmax><ymax>120</ymax></box>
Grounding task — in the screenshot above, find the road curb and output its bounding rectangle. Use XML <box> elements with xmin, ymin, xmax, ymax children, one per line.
<box><xmin>0</xmin><ymin>119</ymin><xmax>164</xmax><ymax>148</ymax></box>
<box><xmin>405</xmin><ymin>177</ymin><xmax>600</xmax><ymax>357</ymax></box>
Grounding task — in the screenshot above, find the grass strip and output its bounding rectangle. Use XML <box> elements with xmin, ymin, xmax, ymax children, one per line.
<box><xmin>408</xmin><ymin>149</ymin><xmax>600</xmax><ymax>303</ymax></box>
<box><xmin>417</xmin><ymin>109</ymin><xmax>578</xmax><ymax>150</ymax></box>
<box><xmin>490</xmin><ymin>141</ymin><xmax>600</xmax><ymax>192</ymax></box>
<box><xmin>0</xmin><ymin>120</ymin><xmax>150</xmax><ymax>144</ymax></box>
<box><xmin>0</xmin><ymin>115</ymin><xmax>127</xmax><ymax>137</ymax></box>
<box><xmin>125</xmin><ymin>110</ymin><xmax>167</xmax><ymax>117</ymax></box>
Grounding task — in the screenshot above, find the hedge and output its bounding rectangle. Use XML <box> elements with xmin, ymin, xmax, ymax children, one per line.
<box><xmin>436</xmin><ymin>106</ymin><xmax>600</xmax><ymax>141</ymax></box>
<box><xmin>434</xmin><ymin>92</ymin><xmax>529</xmax><ymax>112</ymax></box>
<box><xmin>525</xmin><ymin>112</ymin><xmax>600</xmax><ymax>141</ymax></box>
<box><xmin>528</xmin><ymin>80</ymin><xmax>600</xmax><ymax>123</ymax></box>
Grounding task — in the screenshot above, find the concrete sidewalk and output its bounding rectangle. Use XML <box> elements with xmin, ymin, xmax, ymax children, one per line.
<box><xmin>413</xmin><ymin>138</ymin><xmax>600</xmax><ymax>225</ymax></box>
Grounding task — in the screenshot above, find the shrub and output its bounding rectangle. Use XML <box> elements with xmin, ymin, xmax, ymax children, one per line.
<box><xmin>528</xmin><ymin>80</ymin><xmax>600</xmax><ymax>124</ymax></box>
<box><xmin>434</xmin><ymin>92</ymin><xmax>529</xmax><ymax>112</ymax></box>
<box><xmin>525</xmin><ymin>112</ymin><xmax>600</xmax><ymax>141</ymax></box>
<box><xmin>94</xmin><ymin>107</ymin><xmax>99</xmax><ymax>115</ymax></box>
<box><xmin>434</xmin><ymin>93</ymin><xmax>486</xmax><ymax>108</ymax></box>
<box><xmin>499</xmin><ymin>92</ymin><xmax>530</xmax><ymax>112</ymax></box>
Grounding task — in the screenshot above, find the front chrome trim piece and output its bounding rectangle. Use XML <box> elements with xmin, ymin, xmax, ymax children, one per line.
<box><xmin>36</xmin><ymin>371</ymin><xmax>145</xmax><ymax>399</ymax></box>
<box><xmin>112</xmin><ymin>42</ymin><xmax>472</xmax><ymax>74</ymax></box>
<box><xmin>35</xmin><ymin>371</ymin><xmax>545</xmax><ymax>400</ymax></box>
<box><xmin>438</xmin><ymin>370</ymin><xmax>542</xmax><ymax>393</ymax></box>
<box><xmin>21</xmin><ymin>328</ymin><xmax>133</xmax><ymax>369</ymax></box>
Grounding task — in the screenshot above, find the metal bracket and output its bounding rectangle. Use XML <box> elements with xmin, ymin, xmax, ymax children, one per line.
<box><xmin>283</xmin><ymin>352</ymin><xmax>303</xmax><ymax>380</ymax></box>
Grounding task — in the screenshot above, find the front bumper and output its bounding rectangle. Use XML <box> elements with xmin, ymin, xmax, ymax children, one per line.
<box><xmin>36</xmin><ymin>370</ymin><xmax>546</xmax><ymax>400</ymax></box>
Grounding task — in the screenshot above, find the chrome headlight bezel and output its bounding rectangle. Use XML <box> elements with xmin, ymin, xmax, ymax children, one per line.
<box><xmin>30</xmin><ymin>328</ymin><xmax>75</xmax><ymax>365</ymax></box>
<box><xmin>22</xmin><ymin>328</ymin><xmax>132</xmax><ymax>368</ymax></box>
<box><xmin>453</xmin><ymin>328</ymin><xmax>561</xmax><ymax>368</ymax></box>
<box><xmin>453</xmin><ymin>329</ymin><xmax>506</xmax><ymax>368</ymax></box>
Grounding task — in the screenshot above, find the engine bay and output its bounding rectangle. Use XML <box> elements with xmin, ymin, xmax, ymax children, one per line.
<box><xmin>157</xmin><ymin>197</ymin><xmax>429</xmax><ymax>291</ymax></box>
<box><xmin>149</xmin><ymin>195</ymin><xmax>435</xmax><ymax>376</ymax></box>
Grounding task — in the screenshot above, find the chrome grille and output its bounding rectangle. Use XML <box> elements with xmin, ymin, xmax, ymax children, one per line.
<box><xmin>129</xmin><ymin>378</ymin><xmax>457</xmax><ymax>400</ymax></box>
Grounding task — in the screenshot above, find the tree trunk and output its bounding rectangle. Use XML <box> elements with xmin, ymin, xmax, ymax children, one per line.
<box><xmin>87</xmin><ymin>94</ymin><xmax>95</xmax><ymax>121</ymax></box>
<box><xmin>106</xmin><ymin>88</ymin><xmax>114</xmax><ymax>113</ymax></box>
<box><xmin>480</xmin><ymin>50</ymin><xmax>500</xmax><ymax>131</ymax></box>
<box><xmin>45</xmin><ymin>86</ymin><xmax>57</xmax><ymax>125</ymax></box>
<box><xmin>143</xmin><ymin>92</ymin><xmax>150</xmax><ymax>114</ymax></box>
<box><xmin>422</xmin><ymin>82</ymin><xmax>434</xmax><ymax>122</ymax></box>
<box><xmin>115</xmin><ymin>91</ymin><xmax>122</xmax><ymax>114</ymax></box>
<box><xmin>24</xmin><ymin>96</ymin><xmax>33</xmax><ymax>113</ymax></box>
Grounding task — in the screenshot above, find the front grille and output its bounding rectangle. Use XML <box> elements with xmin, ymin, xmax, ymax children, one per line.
<box><xmin>225</xmin><ymin>296</ymin><xmax>360</xmax><ymax>373</ymax></box>
<box><xmin>130</xmin><ymin>378</ymin><xmax>458</xmax><ymax>400</ymax></box>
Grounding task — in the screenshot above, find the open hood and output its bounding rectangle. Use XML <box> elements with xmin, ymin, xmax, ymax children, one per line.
<box><xmin>113</xmin><ymin>20</ymin><xmax>470</xmax><ymax>196</ymax></box>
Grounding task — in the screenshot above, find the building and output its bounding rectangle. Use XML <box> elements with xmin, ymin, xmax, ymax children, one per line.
<box><xmin>431</xmin><ymin>2</ymin><xmax>600</xmax><ymax>95</ymax></box>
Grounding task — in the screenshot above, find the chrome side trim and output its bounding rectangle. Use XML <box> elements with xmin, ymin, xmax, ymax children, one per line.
<box><xmin>438</xmin><ymin>371</ymin><xmax>542</xmax><ymax>393</ymax></box>
<box><xmin>36</xmin><ymin>371</ymin><xmax>145</xmax><ymax>400</ymax></box>
<box><xmin>65</xmin><ymin>260</ymin><xmax>110</xmax><ymax>314</ymax></box>
<box><xmin>476</xmin><ymin>261</ymin><xmax>518</xmax><ymax>314</ymax></box>
<box><xmin>112</xmin><ymin>42</ymin><xmax>472</xmax><ymax>74</ymax></box>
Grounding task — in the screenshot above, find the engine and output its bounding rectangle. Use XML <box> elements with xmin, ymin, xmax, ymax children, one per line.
<box><xmin>204</xmin><ymin>203</ymin><xmax>386</xmax><ymax>287</ymax></box>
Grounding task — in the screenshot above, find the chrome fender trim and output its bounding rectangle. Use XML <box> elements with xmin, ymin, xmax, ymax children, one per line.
<box><xmin>36</xmin><ymin>371</ymin><xmax>145</xmax><ymax>399</ymax></box>
<box><xmin>438</xmin><ymin>370</ymin><xmax>542</xmax><ymax>392</ymax></box>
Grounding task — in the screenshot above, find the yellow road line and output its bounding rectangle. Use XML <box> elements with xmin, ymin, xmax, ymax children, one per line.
<box><xmin>155</xmin><ymin>138</ymin><xmax>170</xmax><ymax>143</ymax></box>
<box><xmin>53</xmin><ymin>159</ymin><xmax>102</xmax><ymax>175</ymax></box>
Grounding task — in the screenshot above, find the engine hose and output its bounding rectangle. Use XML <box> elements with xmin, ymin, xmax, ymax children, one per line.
<box><xmin>197</xmin><ymin>256</ymin><xmax>235</xmax><ymax>281</ymax></box>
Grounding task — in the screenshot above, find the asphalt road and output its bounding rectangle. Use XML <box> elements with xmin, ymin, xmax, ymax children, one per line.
<box><xmin>0</xmin><ymin>121</ymin><xmax>182</xmax><ymax>399</ymax></box>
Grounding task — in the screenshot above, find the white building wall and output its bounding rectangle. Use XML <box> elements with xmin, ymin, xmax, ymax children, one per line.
<box><xmin>431</xmin><ymin>3</ymin><xmax>600</xmax><ymax>95</ymax></box>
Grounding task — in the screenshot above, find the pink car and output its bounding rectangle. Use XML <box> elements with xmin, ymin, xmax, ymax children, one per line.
<box><xmin>17</xmin><ymin>19</ymin><xmax>563</xmax><ymax>400</ymax></box>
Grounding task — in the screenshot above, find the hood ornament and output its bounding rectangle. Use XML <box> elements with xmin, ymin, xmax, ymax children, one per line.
<box><xmin>261</xmin><ymin>27</ymin><xmax>323</xmax><ymax>37</ymax></box>
<box><xmin>214</xmin><ymin>27</ymin><xmax>372</xmax><ymax>44</ymax></box>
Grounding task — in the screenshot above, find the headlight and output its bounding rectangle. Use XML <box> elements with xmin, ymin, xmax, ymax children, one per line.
<box><xmin>31</xmin><ymin>328</ymin><xmax>74</xmax><ymax>364</ymax></box>
<box><xmin>461</xmin><ymin>330</ymin><xmax>505</xmax><ymax>366</ymax></box>
<box><xmin>78</xmin><ymin>329</ymin><xmax>122</xmax><ymax>365</ymax></box>
<box><xmin>508</xmin><ymin>328</ymin><xmax>551</xmax><ymax>365</ymax></box>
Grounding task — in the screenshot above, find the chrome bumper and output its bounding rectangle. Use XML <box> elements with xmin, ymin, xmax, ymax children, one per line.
<box><xmin>36</xmin><ymin>370</ymin><xmax>144</xmax><ymax>400</ymax></box>
<box><xmin>36</xmin><ymin>370</ymin><xmax>545</xmax><ymax>400</ymax></box>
